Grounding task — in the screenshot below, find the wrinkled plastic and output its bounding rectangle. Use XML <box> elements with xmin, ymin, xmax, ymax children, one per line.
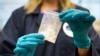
<box><xmin>38</xmin><ymin>11</ymin><xmax>62</xmax><ymax>43</ymax></box>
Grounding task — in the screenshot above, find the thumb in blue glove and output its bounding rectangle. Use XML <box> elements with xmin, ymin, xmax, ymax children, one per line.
<box><xmin>14</xmin><ymin>33</ymin><xmax>45</xmax><ymax>56</ymax></box>
<box><xmin>59</xmin><ymin>9</ymin><xmax>95</xmax><ymax>48</ymax></box>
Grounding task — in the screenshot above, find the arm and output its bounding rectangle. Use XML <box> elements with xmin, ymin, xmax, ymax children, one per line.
<box><xmin>59</xmin><ymin>9</ymin><xmax>99</xmax><ymax>56</ymax></box>
<box><xmin>0</xmin><ymin>8</ymin><xmax>24</xmax><ymax>55</ymax></box>
<box><xmin>76</xmin><ymin>27</ymin><xmax>100</xmax><ymax>56</ymax></box>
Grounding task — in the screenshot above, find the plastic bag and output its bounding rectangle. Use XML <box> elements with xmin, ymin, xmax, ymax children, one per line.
<box><xmin>38</xmin><ymin>11</ymin><xmax>62</xmax><ymax>43</ymax></box>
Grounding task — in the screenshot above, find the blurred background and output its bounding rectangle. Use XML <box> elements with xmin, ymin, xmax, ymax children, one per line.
<box><xmin>0</xmin><ymin>0</ymin><xmax>100</xmax><ymax>34</ymax></box>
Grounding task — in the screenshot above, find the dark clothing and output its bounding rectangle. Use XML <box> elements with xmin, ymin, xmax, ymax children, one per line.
<box><xmin>0</xmin><ymin>5</ymin><xmax>100</xmax><ymax>56</ymax></box>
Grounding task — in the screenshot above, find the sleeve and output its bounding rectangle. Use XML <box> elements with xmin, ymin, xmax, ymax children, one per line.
<box><xmin>88</xmin><ymin>27</ymin><xmax>100</xmax><ymax>56</ymax></box>
<box><xmin>0</xmin><ymin>9</ymin><xmax>25</xmax><ymax>55</ymax></box>
<box><xmin>77</xmin><ymin>6</ymin><xmax>100</xmax><ymax>56</ymax></box>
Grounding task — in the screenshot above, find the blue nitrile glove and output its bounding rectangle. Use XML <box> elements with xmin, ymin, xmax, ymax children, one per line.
<box><xmin>59</xmin><ymin>9</ymin><xmax>95</xmax><ymax>48</ymax></box>
<box><xmin>14</xmin><ymin>33</ymin><xmax>45</xmax><ymax>56</ymax></box>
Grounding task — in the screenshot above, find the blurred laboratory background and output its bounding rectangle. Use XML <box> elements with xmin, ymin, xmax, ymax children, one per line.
<box><xmin>0</xmin><ymin>0</ymin><xmax>100</xmax><ymax>34</ymax></box>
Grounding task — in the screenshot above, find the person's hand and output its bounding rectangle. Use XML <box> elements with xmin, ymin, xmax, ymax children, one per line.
<box><xmin>59</xmin><ymin>9</ymin><xmax>95</xmax><ymax>48</ymax></box>
<box><xmin>14</xmin><ymin>33</ymin><xmax>45</xmax><ymax>56</ymax></box>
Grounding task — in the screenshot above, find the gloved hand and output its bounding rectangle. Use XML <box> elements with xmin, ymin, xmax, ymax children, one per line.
<box><xmin>14</xmin><ymin>33</ymin><xmax>45</xmax><ymax>56</ymax></box>
<box><xmin>59</xmin><ymin>9</ymin><xmax>95</xmax><ymax>48</ymax></box>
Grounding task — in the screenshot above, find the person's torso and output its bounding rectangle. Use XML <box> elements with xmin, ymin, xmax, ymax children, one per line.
<box><xmin>17</xmin><ymin>5</ymin><xmax>89</xmax><ymax>56</ymax></box>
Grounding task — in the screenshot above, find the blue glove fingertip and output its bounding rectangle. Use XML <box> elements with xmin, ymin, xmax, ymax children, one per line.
<box><xmin>59</xmin><ymin>9</ymin><xmax>75</xmax><ymax>18</ymax></box>
<box><xmin>35</xmin><ymin>33</ymin><xmax>45</xmax><ymax>39</ymax></box>
<box><xmin>72</xmin><ymin>11</ymin><xmax>89</xmax><ymax>21</ymax></box>
<box><xmin>14</xmin><ymin>47</ymin><xmax>27</xmax><ymax>54</ymax></box>
<box><xmin>85</xmin><ymin>15</ymin><xmax>96</xmax><ymax>22</ymax></box>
